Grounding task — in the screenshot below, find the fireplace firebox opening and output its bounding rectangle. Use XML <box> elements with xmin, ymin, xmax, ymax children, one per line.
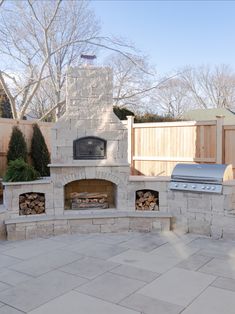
<box><xmin>73</xmin><ymin>136</ymin><xmax>106</xmax><ymax>160</ymax></box>
<box><xmin>135</xmin><ymin>189</ymin><xmax>159</xmax><ymax>211</ymax></box>
<box><xmin>64</xmin><ymin>179</ymin><xmax>116</xmax><ymax>210</ymax></box>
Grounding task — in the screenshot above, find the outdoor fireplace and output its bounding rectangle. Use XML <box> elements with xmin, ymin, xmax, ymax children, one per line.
<box><xmin>73</xmin><ymin>136</ymin><xmax>106</xmax><ymax>160</ymax></box>
<box><xmin>64</xmin><ymin>179</ymin><xmax>116</xmax><ymax>210</ymax></box>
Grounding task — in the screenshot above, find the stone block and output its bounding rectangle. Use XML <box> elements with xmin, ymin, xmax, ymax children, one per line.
<box><xmin>54</xmin><ymin>224</ymin><xmax>69</xmax><ymax>236</ymax></box>
<box><xmin>152</xmin><ymin>220</ymin><xmax>161</xmax><ymax>231</ymax></box>
<box><xmin>114</xmin><ymin>218</ymin><xmax>130</xmax><ymax>231</ymax></box>
<box><xmin>187</xmin><ymin>197</ymin><xmax>211</xmax><ymax>212</ymax></box>
<box><xmin>85</xmin><ymin>167</ymin><xmax>96</xmax><ymax>179</ymax></box>
<box><xmin>7</xmin><ymin>229</ymin><xmax>26</xmax><ymax>241</ymax></box>
<box><xmin>6</xmin><ymin>223</ymin><xmax>16</xmax><ymax>232</ymax></box>
<box><xmin>159</xmin><ymin>206</ymin><xmax>169</xmax><ymax>213</ymax></box>
<box><xmin>45</xmin><ymin>208</ymin><xmax>55</xmax><ymax>216</ymax></box>
<box><xmin>222</xmin><ymin>228</ymin><xmax>235</xmax><ymax>240</ymax></box>
<box><xmin>36</xmin><ymin>223</ymin><xmax>54</xmax><ymax>237</ymax></box>
<box><xmin>171</xmin><ymin>216</ymin><xmax>189</xmax><ymax>233</ymax></box>
<box><xmin>69</xmin><ymin>223</ymin><xmax>101</xmax><ymax>234</ymax></box>
<box><xmin>224</xmin><ymin>195</ymin><xmax>233</xmax><ymax>210</ymax></box>
<box><xmin>167</xmin><ymin>191</ymin><xmax>175</xmax><ymax>200</ymax></box>
<box><xmin>159</xmin><ymin>218</ymin><xmax>171</xmax><ymax>231</ymax></box>
<box><xmin>211</xmin><ymin>195</ymin><xmax>225</xmax><ymax>212</ymax></box>
<box><xmin>211</xmin><ymin>225</ymin><xmax>223</xmax><ymax>239</ymax></box>
<box><xmin>25</xmin><ymin>226</ymin><xmax>38</xmax><ymax>239</ymax></box>
<box><xmin>188</xmin><ymin>219</ymin><xmax>211</xmax><ymax>236</ymax></box>
<box><xmin>168</xmin><ymin>198</ymin><xmax>187</xmax><ymax>212</ymax></box>
<box><xmin>223</xmin><ymin>185</ymin><xmax>234</xmax><ymax>195</ymax></box>
<box><xmin>92</xmin><ymin>218</ymin><xmax>115</xmax><ymax>225</ymax></box>
<box><xmin>69</xmin><ymin>219</ymin><xmax>92</xmax><ymax>226</ymax></box>
<box><xmin>129</xmin><ymin>218</ymin><xmax>152</xmax><ymax>232</ymax></box>
<box><xmin>159</xmin><ymin>192</ymin><xmax>168</xmax><ymax>207</ymax></box>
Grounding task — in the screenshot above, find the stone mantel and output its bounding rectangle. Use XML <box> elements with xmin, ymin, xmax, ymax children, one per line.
<box><xmin>49</xmin><ymin>162</ymin><xmax>129</xmax><ymax>168</ymax></box>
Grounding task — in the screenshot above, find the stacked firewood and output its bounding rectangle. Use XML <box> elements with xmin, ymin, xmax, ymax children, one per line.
<box><xmin>19</xmin><ymin>193</ymin><xmax>45</xmax><ymax>215</ymax></box>
<box><xmin>70</xmin><ymin>192</ymin><xmax>109</xmax><ymax>209</ymax></box>
<box><xmin>136</xmin><ymin>191</ymin><xmax>159</xmax><ymax>211</ymax></box>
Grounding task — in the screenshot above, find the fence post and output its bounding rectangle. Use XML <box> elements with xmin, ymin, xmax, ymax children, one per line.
<box><xmin>216</xmin><ymin>115</ymin><xmax>224</xmax><ymax>164</ymax></box>
<box><xmin>127</xmin><ymin>116</ymin><xmax>134</xmax><ymax>173</ymax></box>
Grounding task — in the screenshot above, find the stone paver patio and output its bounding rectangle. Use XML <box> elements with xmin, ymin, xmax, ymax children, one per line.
<box><xmin>0</xmin><ymin>232</ymin><xmax>235</xmax><ymax>313</ymax></box>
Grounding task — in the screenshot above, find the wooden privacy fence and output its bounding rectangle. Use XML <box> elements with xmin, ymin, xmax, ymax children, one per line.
<box><xmin>0</xmin><ymin>116</ymin><xmax>235</xmax><ymax>178</ymax></box>
<box><xmin>0</xmin><ymin>118</ymin><xmax>53</xmax><ymax>177</ymax></box>
<box><xmin>126</xmin><ymin>115</ymin><xmax>235</xmax><ymax>177</ymax></box>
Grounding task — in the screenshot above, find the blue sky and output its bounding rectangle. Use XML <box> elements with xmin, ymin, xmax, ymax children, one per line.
<box><xmin>91</xmin><ymin>1</ymin><xmax>235</xmax><ymax>75</ymax></box>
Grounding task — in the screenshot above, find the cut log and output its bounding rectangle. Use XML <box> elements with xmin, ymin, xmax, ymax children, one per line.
<box><xmin>19</xmin><ymin>192</ymin><xmax>45</xmax><ymax>215</ymax></box>
<box><xmin>136</xmin><ymin>190</ymin><xmax>159</xmax><ymax>211</ymax></box>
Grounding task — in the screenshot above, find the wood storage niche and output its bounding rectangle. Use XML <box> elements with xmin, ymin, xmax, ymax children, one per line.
<box><xmin>135</xmin><ymin>189</ymin><xmax>159</xmax><ymax>211</ymax></box>
<box><xmin>19</xmin><ymin>192</ymin><xmax>45</xmax><ymax>215</ymax></box>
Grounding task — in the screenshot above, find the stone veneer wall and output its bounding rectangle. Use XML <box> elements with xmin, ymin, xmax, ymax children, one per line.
<box><xmin>5</xmin><ymin>213</ymin><xmax>171</xmax><ymax>241</ymax></box>
<box><xmin>50</xmin><ymin>67</ymin><xmax>128</xmax><ymax>165</ymax></box>
<box><xmin>3</xmin><ymin>180</ymin><xmax>54</xmax><ymax>218</ymax></box>
<box><xmin>167</xmin><ymin>183</ymin><xmax>235</xmax><ymax>239</ymax></box>
<box><xmin>3</xmin><ymin>176</ymin><xmax>235</xmax><ymax>240</ymax></box>
<box><xmin>49</xmin><ymin>66</ymin><xmax>130</xmax><ymax>211</ymax></box>
<box><xmin>51</xmin><ymin>166</ymin><xmax>130</xmax><ymax>212</ymax></box>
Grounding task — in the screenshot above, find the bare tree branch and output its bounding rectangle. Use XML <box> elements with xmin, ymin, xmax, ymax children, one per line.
<box><xmin>0</xmin><ymin>71</ymin><xmax>17</xmax><ymax>118</ymax></box>
<box><xmin>39</xmin><ymin>100</ymin><xmax>65</xmax><ymax>121</ymax></box>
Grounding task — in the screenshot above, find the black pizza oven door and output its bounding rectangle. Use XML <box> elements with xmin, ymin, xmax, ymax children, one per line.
<box><xmin>73</xmin><ymin>136</ymin><xmax>107</xmax><ymax>160</ymax></box>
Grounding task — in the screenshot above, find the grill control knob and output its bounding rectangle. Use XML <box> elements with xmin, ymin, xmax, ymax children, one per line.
<box><xmin>183</xmin><ymin>184</ymin><xmax>187</xmax><ymax>188</ymax></box>
<box><xmin>207</xmin><ymin>186</ymin><xmax>211</xmax><ymax>190</ymax></box>
<box><xmin>202</xmin><ymin>186</ymin><xmax>206</xmax><ymax>190</ymax></box>
<box><xmin>192</xmin><ymin>185</ymin><xmax>196</xmax><ymax>189</ymax></box>
<box><xmin>174</xmin><ymin>183</ymin><xmax>178</xmax><ymax>187</ymax></box>
<box><xmin>211</xmin><ymin>186</ymin><xmax>215</xmax><ymax>190</ymax></box>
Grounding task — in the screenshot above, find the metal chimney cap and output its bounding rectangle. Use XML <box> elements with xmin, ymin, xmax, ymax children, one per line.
<box><xmin>81</xmin><ymin>54</ymin><xmax>97</xmax><ymax>60</ymax></box>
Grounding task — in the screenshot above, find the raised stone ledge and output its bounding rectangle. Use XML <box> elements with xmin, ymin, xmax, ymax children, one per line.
<box><xmin>49</xmin><ymin>162</ymin><xmax>129</xmax><ymax>167</ymax></box>
<box><xmin>5</xmin><ymin>211</ymin><xmax>172</xmax><ymax>225</ymax></box>
<box><xmin>2</xmin><ymin>178</ymin><xmax>52</xmax><ymax>186</ymax></box>
<box><xmin>5</xmin><ymin>211</ymin><xmax>172</xmax><ymax>240</ymax></box>
<box><xmin>129</xmin><ymin>176</ymin><xmax>170</xmax><ymax>182</ymax></box>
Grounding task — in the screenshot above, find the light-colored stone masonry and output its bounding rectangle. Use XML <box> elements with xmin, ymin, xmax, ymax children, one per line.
<box><xmin>167</xmin><ymin>182</ymin><xmax>235</xmax><ymax>239</ymax></box>
<box><xmin>5</xmin><ymin>212</ymin><xmax>172</xmax><ymax>241</ymax></box>
<box><xmin>2</xmin><ymin>66</ymin><xmax>235</xmax><ymax>240</ymax></box>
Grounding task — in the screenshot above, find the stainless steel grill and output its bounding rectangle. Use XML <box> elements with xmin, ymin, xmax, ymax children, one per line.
<box><xmin>169</xmin><ymin>163</ymin><xmax>233</xmax><ymax>193</ymax></box>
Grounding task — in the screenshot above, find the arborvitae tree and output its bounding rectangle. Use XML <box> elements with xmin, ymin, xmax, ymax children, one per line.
<box><xmin>113</xmin><ymin>106</ymin><xmax>134</xmax><ymax>120</ymax></box>
<box><xmin>7</xmin><ymin>126</ymin><xmax>28</xmax><ymax>163</ymax></box>
<box><xmin>31</xmin><ymin>123</ymin><xmax>50</xmax><ymax>176</ymax></box>
<box><xmin>0</xmin><ymin>91</ymin><xmax>13</xmax><ymax>118</ymax></box>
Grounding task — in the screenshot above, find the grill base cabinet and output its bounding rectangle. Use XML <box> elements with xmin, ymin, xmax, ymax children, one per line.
<box><xmin>168</xmin><ymin>163</ymin><xmax>235</xmax><ymax>238</ymax></box>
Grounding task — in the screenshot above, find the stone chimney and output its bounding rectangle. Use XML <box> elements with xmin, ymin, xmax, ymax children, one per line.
<box><xmin>66</xmin><ymin>66</ymin><xmax>113</xmax><ymax>119</ymax></box>
<box><xmin>51</xmin><ymin>66</ymin><xmax>128</xmax><ymax>165</ymax></box>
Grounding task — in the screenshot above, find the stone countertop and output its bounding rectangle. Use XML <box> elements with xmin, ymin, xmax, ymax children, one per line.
<box><xmin>129</xmin><ymin>176</ymin><xmax>171</xmax><ymax>182</ymax></box>
<box><xmin>2</xmin><ymin>178</ymin><xmax>52</xmax><ymax>186</ymax></box>
<box><xmin>49</xmin><ymin>162</ymin><xmax>129</xmax><ymax>167</ymax></box>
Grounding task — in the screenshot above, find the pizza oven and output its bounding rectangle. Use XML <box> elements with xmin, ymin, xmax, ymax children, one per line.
<box><xmin>73</xmin><ymin>136</ymin><xmax>106</xmax><ymax>160</ymax></box>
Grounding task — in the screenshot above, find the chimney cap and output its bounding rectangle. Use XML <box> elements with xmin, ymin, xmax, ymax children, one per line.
<box><xmin>81</xmin><ymin>54</ymin><xmax>97</xmax><ymax>60</ymax></box>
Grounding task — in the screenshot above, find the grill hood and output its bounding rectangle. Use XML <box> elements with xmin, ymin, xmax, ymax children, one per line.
<box><xmin>170</xmin><ymin>163</ymin><xmax>233</xmax><ymax>194</ymax></box>
<box><xmin>171</xmin><ymin>164</ymin><xmax>233</xmax><ymax>184</ymax></box>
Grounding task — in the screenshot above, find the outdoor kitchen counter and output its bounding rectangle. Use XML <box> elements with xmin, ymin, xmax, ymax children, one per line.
<box><xmin>129</xmin><ymin>176</ymin><xmax>170</xmax><ymax>182</ymax></box>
